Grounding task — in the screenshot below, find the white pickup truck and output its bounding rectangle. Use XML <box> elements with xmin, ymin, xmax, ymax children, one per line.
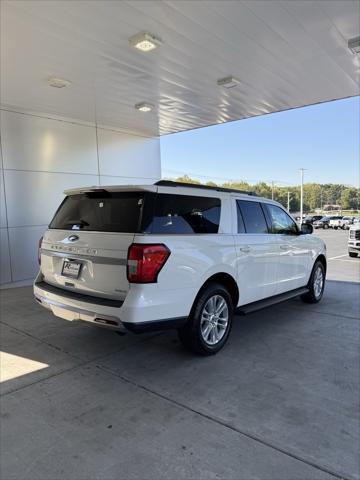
<box><xmin>331</xmin><ymin>216</ymin><xmax>357</xmax><ymax>230</ymax></box>
<box><xmin>348</xmin><ymin>224</ymin><xmax>360</xmax><ymax>258</ymax></box>
<box><xmin>329</xmin><ymin>216</ymin><xmax>344</xmax><ymax>229</ymax></box>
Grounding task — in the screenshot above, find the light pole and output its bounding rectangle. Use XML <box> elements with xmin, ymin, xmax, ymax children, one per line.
<box><xmin>320</xmin><ymin>187</ymin><xmax>323</xmax><ymax>212</ymax></box>
<box><xmin>271</xmin><ymin>180</ymin><xmax>274</xmax><ymax>200</ymax></box>
<box><xmin>299</xmin><ymin>168</ymin><xmax>306</xmax><ymax>222</ymax></box>
<box><xmin>287</xmin><ymin>191</ymin><xmax>291</xmax><ymax>212</ymax></box>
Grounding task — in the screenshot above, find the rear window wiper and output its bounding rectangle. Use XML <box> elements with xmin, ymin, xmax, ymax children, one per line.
<box><xmin>65</xmin><ymin>219</ymin><xmax>90</xmax><ymax>228</ymax></box>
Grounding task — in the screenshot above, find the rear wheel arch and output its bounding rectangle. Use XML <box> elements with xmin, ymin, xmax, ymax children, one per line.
<box><xmin>193</xmin><ymin>272</ymin><xmax>239</xmax><ymax>311</ymax></box>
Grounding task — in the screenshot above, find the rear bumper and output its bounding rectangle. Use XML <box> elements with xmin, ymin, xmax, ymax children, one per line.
<box><xmin>34</xmin><ymin>281</ymin><xmax>127</xmax><ymax>331</ymax></box>
<box><xmin>33</xmin><ymin>277</ymin><xmax>190</xmax><ymax>333</ymax></box>
<box><xmin>123</xmin><ymin>317</ymin><xmax>187</xmax><ymax>333</ymax></box>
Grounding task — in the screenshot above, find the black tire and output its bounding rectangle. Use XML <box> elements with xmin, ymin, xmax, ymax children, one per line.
<box><xmin>178</xmin><ymin>282</ymin><xmax>234</xmax><ymax>355</ymax></box>
<box><xmin>324</xmin><ymin>224</ymin><xmax>329</xmax><ymax>229</ymax></box>
<box><xmin>349</xmin><ymin>252</ymin><xmax>358</xmax><ymax>258</ymax></box>
<box><xmin>301</xmin><ymin>261</ymin><xmax>325</xmax><ymax>304</ymax></box>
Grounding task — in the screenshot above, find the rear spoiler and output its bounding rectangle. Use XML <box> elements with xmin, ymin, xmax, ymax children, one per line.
<box><xmin>64</xmin><ymin>184</ymin><xmax>158</xmax><ymax>195</ymax></box>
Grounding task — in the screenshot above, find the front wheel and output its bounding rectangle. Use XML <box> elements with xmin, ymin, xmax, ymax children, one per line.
<box><xmin>178</xmin><ymin>283</ymin><xmax>234</xmax><ymax>355</ymax></box>
<box><xmin>324</xmin><ymin>224</ymin><xmax>329</xmax><ymax>229</ymax></box>
<box><xmin>301</xmin><ymin>261</ymin><xmax>325</xmax><ymax>304</ymax></box>
<box><xmin>349</xmin><ymin>252</ymin><xmax>358</xmax><ymax>258</ymax></box>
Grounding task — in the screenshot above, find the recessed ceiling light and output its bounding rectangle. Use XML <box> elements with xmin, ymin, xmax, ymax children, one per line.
<box><xmin>135</xmin><ymin>102</ymin><xmax>155</xmax><ymax>112</ymax></box>
<box><xmin>217</xmin><ymin>76</ymin><xmax>240</xmax><ymax>89</ymax></box>
<box><xmin>348</xmin><ymin>36</ymin><xmax>360</xmax><ymax>54</ymax></box>
<box><xmin>48</xmin><ymin>77</ymin><xmax>71</xmax><ymax>88</ymax></box>
<box><xmin>129</xmin><ymin>32</ymin><xmax>163</xmax><ymax>52</ymax></box>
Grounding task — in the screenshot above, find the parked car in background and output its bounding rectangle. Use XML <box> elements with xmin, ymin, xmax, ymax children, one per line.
<box><xmin>33</xmin><ymin>180</ymin><xmax>327</xmax><ymax>355</ymax></box>
<box><xmin>302</xmin><ymin>215</ymin><xmax>323</xmax><ymax>225</ymax></box>
<box><xmin>329</xmin><ymin>216</ymin><xmax>344</xmax><ymax>229</ymax></box>
<box><xmin>348</xmin><ymin>223</ymin><xmax>360</xmax><ymax>258</ymax></box>
<box><xmin>340</xmin><ymin>216</ymin><xmax>355</xmax><ymax>229</ymax></box>
<box><xmin>313</xmin><ymin>217</ymin><xmax>331</xmax><ymax>229</ymax></box>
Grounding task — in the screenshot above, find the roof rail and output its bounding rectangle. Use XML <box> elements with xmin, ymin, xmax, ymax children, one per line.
<box><xmin>155</xmin><ymin>180</ymin><xmax>258</xmax><ymax>196</ymax></box>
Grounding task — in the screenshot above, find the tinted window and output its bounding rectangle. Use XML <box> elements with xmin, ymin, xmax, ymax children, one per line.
<box><xmin>50</xmin><ymin>192</ymin><xmax>144</xmax><ymax>232</ymax></box>
<box><xmin>266</xmin><ymin>204</ymin><xmax>298</xmax><ymax>234</ymax></box>
<box><xmin>237</xmin><ymin>200</ymin><xmax>268</xmax><ymax>234</ymax></box>
<box><xmin>149</xmin><ymin>194</ymin><xmax>221</xmax><ymax>234</ymax></box>
<box><xmin>236</xmin><ymin>202</ymin><xmax>246</xmax><ymax>233</ymax></box>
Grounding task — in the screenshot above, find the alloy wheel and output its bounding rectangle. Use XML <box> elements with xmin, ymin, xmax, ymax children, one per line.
<box><xmin>313</xmin><ymin>266</ymin><xmax>324</xmax><ymax>299</ymax></box>
<box><xmin>200</xmin><ymin>294</ymin><xmax>229</xmax><ymax>345</ymax></box>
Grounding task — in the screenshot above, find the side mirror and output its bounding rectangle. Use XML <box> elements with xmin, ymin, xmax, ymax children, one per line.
<box><xmin>301</xmin><ymin>223</ymin><xmax>313</xmax><ymax>235</ymax></box>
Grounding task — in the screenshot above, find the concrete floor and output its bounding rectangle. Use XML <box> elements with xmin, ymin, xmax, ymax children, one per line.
<box><xmin>1</xmin><ymin>230</ymin><xmax>359</xmax><ymax>480</ymax></box>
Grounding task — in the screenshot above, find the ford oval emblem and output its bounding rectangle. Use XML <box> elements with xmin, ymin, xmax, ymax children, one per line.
<box><xmin>68</xmin><ymin>235</ymin><xmax>79</xmax><ymax>242</ymax></box>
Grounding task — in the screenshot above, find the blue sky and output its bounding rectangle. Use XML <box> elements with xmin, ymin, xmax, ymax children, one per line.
<box><xmin>160</xmin><ymin>96</ymin><xmax>359</xmax><ymax>187</ymax></box>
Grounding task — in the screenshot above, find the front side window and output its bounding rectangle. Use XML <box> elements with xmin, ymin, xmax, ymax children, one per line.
<box><xmin>148</xmin><ymin>194</ymin><xmax>221</xmax><ymax>234</ymax></box>
<box><xmin>237</xmin><ymin>200</ymin><xmax>268</xmax><ymax>234</ymax></box>
<box><xmin>266</xmin><ymin>204</ymin><xmax>298</xmax><ymax>234</ymax></box>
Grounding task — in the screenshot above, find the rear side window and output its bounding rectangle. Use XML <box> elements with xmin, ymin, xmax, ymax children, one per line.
<box><xmin>236</xmin><ymin>202</ymin><xmax>246</xmax><ymax>233</ymax></box>
<box><xmin>237</xmin><ymin>200</ymin><xmax>268</xmax><ymax>234</ymax></box>
<box><xmin>49</xmin><ymin>192</ymin><xmax>144</xmax><ymax>232</ymax></box>
<box><xmin>148</xmin><ymin>194</ymin><xmax>221</xmax><ymax>234</ymax></box>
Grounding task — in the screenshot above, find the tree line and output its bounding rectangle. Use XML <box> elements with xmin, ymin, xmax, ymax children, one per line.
<box><xmin>171</xmin><ymin>175</ymin><xmax>360</xmax><ymax>212</ymax></box>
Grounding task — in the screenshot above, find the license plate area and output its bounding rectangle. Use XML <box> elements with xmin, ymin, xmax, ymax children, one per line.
<box><xmin>62</xmin><ymin>260</ymin><xmax>82</xmax><ymax>279</ymax></box>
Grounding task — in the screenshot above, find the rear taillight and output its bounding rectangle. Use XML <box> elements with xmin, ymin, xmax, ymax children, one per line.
<box><xmin>38</xmin><ymin>236</ymin><xmax>43</xmax><ymax>265</ymax></box>
<box><xmin>127</xmin><ymin>244</ymin><xmax>170</xmax><ymax>283</ymax></box>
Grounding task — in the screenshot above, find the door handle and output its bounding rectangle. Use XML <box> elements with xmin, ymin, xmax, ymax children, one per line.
<box><xmin>240</xmin><ymin>246</ymin><xmax>250</xmax><ymax>253</ymax></box>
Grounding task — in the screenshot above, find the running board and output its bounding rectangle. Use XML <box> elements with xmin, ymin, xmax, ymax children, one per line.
<box><xmin>236</xmin><ymin>287</ymin><xmax>309</xmax><ymax>315</ymax></box>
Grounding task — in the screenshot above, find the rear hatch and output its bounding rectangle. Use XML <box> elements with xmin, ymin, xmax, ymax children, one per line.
<box><xmin>40</xmin><ymin>187</ymin><xmax>155</xmax><ymax>301</ymax></box>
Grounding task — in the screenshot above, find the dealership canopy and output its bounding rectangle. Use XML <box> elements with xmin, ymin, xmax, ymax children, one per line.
<box><xmin>1</xmin><ymin>0</ymin><xmax>359</xmax><ymax>137</ymax></box>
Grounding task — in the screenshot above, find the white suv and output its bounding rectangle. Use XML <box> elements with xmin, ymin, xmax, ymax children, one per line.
<box><xmin>34</xmin><ymin>181</ymin><xmax>326</xmax><ymax>355</ymax></box>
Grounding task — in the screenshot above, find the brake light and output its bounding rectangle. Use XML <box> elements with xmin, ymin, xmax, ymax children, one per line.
<box><xmin>38</xmin><ymin>236</ymin><xmax>43</xmax><ymax>265</ymax></box>
<box><xmin>127</xmin><ymin>244</ymin><xmax>170</xmax><ymax>283</ymax></box>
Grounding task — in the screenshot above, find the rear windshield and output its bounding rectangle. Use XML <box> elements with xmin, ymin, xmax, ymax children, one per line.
<box><xmin>50</xmin><ymin>191</ymin><xmax>221</xmax><ymax>234</ymax></box>
<box><xmin>49</xmin><ymin>192</ymin><xmax>144</xmax><ymax>232</ymax></box>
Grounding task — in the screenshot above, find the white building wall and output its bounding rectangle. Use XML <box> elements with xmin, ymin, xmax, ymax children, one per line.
<box><xmin>0</xmin><ymin>109</ymin><xmax>161</xmax><ymax>287</ymax></box>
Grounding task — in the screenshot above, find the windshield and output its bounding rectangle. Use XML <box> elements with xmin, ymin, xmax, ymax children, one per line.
<box><xmin>49</xmin><ymin>192</ymin><xmax>145</xmax><ymax>232</ymax></box>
